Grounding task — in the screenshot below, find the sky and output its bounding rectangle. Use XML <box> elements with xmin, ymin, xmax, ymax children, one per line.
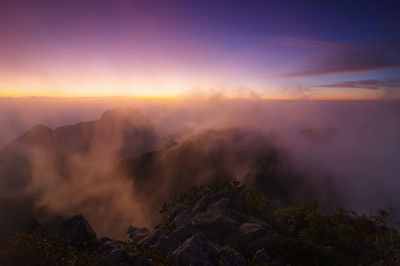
<box><xmin>0</xmin><ymin>0</ymin><xmax>399</xmax><ymax>100</ymax></box>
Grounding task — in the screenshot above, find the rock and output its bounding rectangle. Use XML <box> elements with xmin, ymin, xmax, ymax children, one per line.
<box><xmin>99</xmin><ymin>237</ymin><xmax>112</xmax><ymax>245</ymax></box>
<box><xmin>252</xmin><ymin>248</ymin><xmax>269</xmax><ymax>264</ymax></box>
<box><xmin>99</xmin><ymin>240</ymin><xmax>124</xmax><ymax>253</ymax></box>
<box><xmin>125</xmin><ymin>252</ymin><xmax>139</xmax><ymax>264</ymax></box>
<box><xmin>224</xmin><ymin>222</ymin><xmax>271</xmax><ymax>250</ymax></box>
<box><xmin>137</xmin><ymin>229</ymin><xmax>160</xmax><ymax>248</ymax></box>
<box><xmin>212</xmin><ymin>198</ymin><xmax>230</xmax><ymax>212</ymax></box>
<box><xmin>25</xmin><ymin>218</ymin><xmax>47</xmax><ymax>234</ymax></box>
<box><xmin>58</xmin><ymin>214</ymin><xmax>97</xmax><ymax>246</ymax></box>
<box><xmin>155</xmin><ymin>235</ymin><xmax>180</xmax><ymax>256</ymax></box>
<box><xmin>192</xmin><ymin>191</ymin><xmax>244</xmax><ymax>213</ymax></box>
<box><xmin>171</xmin><ymin>233</ymin><xmax>221</xmax><ymax>266</ymax></box>
<box><xmin>192</xmin><ymin>199</ymin><xmax>240</xmax><ymax>234</ymax></box>
<box><xmin>192</xmin><ymin>210</ymin><xmax>239</xmax><ymax>234</ymax></box>
<box><xmin>109</xmin><ymin>248</ymin><xmax>126</xmax><ymax>262</ymax></box>
<box><xmin>110</xmin><ymin>249</ymin><xmax>139</xmax><ymax>265</ymax></box>
<box><xmin>127</xmin><ymin>225</ymin><xmax>150</xmax><ymax>243</ymax></box>
<box><xmin>134</xmin><ymin>255</ymin><xmax>150</xmax><ymax>266</ymax></box>
<box><xmin>245</xmin><ymin>234</ymin><xmax>281</xmax><ymax>258</ymax></box>
<box><xmin>174</xmin><ymin>209</ymin><xmax>193</xmax><ymax>228</ymax></box>
<box><xmin>170</xmin><ymin>204</ymin><xmax>187</xmax><ymax>219</ymax></box>
<box><xmin>220</xmin><ymin>246</ymin><xmax>246</xmax><ymax>266</ymax></box>
<box><xmin>192</xmin><ymin>195</ymin><xmax>217</xmax><ymax>212</ymax></box>
<box><xmin>99</xmin><ymin>240</ymin><xmax>141</xmax><ymax>265</ymax></box>
<box><xmin>169</xmin><ymin>225</ymin><xmax>200</xmax><ymax>243</ymax></box>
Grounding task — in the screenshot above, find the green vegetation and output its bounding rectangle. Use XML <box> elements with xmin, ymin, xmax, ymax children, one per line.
<box><xmin>160</xmin><ymin>177</ymin><xmax>400</xmax><ymax>265</ymax></box>
<box><xmin>1</xmin><ymin>178</ymin><xmax>400</xmax><ymax>265</ymax></box>
<box><xmin>0</xmin><ymin>227</ymin><xmax>111</xmax><ymax>266</ymax></box>
<box><xmin>160</xmin><ymin>177</ymin><xmax>245</xmax><ymax>217</ymax></box>
<box><xmin>273</xmin><ymin>203</ymin><xmax>400</xmax><ymax>265</ymax></box>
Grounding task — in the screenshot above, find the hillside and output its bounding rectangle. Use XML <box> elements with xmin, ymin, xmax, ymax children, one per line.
<box><xmin>0</xmin><ymin>108</ymin><xmax>158</xmax><ymax>235</ymax></box>
<box><xmin>2</xmin><ymin>178</ymin><xmax>399</xmax><ymax>265</ymax></box>
<box><xmin>119</xmin><ymin>128</ymin><xmax>343</xmax><ymax>225</ymax></box>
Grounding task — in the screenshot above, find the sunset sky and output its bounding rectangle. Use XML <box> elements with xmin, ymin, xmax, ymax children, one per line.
<box><xmin>0</xmin><ymin>0</ymin><xmax>399</xmax><ymax>99</ymax></box>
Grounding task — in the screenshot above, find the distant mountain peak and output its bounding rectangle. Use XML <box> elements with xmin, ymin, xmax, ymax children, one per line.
<box><xmin>100</xmin><ymin>108</ymin><xmax>144</xmax><ymax>122</ymax></box>
<box><xmin>21</xmin><ymin>124</ymin><xmax>53</xmax><ymax>141</ymax></box>
<box><xmin>30</xmin><ymin>124</ymin><xmax>52</xmax><ymax>133</ymax></box>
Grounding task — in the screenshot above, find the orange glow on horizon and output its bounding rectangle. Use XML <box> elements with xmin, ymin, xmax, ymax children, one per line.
<box><xmin>0</xmin><ymin>91</ymin><xmax>398</xmax><ymax>101</ymax></box>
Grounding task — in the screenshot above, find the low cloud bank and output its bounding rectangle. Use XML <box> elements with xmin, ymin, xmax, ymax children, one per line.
<box><xmin>0</xmin><ymin>97</ymin><xmax>399</xmax><ymax>237</ymax></box>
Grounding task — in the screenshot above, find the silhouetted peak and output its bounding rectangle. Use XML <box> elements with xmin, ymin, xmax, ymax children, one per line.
<box><xmin>24</xmin><ymin>124</ymin><xmax>53</xmax><ymax>139</ymax></box>
<box><xmin>99</xmin><ymin>108</ymin><xmax>153</xmax><ymax>131</ymax></box>
<box><xmin>12</xmin><ymin>123</ymin><xmax>54</xmax><ymax>146</ymax></box>
<box><xmin>100</xmin><ymin>108</ymin><xmax>144</xmax><ymax>122</ymax></box>
<box><xmin>30</xmin><ymin>124</ymin><xmax>52</xmax><ymax>133</ymax></box>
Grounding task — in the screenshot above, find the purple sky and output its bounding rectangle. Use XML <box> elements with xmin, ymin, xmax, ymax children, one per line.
<box><xmin>0</xmin><ymin>0</ymin><xmax>399</xmax><ymax>99</ymax></box>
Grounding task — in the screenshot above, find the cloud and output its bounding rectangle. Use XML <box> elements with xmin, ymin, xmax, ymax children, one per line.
<box><xmin>265</xmin><ymin>37</ymin><xmax>355</xmax><ymax>50</ymax></box>
<box><xmin>265</xmin><ymin>37</ymin><xmax>400</xmax><ymax>78</ymax></box>
<box><xmin>284</xmin><ymin>53</ymin><xmax>400</xmax><ymax>78</ymax></box>
<box><xmin>313</xmin><ymin>78</ymin><xmax>400</xmax><ymax>90</ymax></box>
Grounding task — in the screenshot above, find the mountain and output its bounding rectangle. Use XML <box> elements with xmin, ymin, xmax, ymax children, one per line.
<box><xmin>2</xmin><ymin>179</ymin><xmax>399</xmax><ymax>265</ymax></box>
<box><xmin>0</xmin><ymin>109</ymin><xmax>342</xmax><ymax>239</ymax></box>
<box><xmin>0</xmin><ymin>108</ymin><xmax>158</xmax><ymax>234</ymax></box>
<box><xmin>119</xmin><ymin>128</ymin><xmax>341</xmax><ymax>224</ymax></box>
<box><xmin>0</xmin><ymin>108</ymin><xmax>157</xmax><ymax>192</ymax></box>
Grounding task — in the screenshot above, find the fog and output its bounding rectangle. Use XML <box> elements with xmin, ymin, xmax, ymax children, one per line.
<box><xmin>0</xmin><ymin>97</ymin><xmax>399</xmax><ymax>238</ymax></box>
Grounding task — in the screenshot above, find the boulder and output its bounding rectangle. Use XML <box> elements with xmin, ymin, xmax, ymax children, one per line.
<box><xmin>169</xmin><ymin>225</ymin><xmax>200</xmax><ymax>243</ymax></box>
<box><xmin>192</xmin><ymin>191</ymin><xmax>244</xmax><ymax>213</ymax></box>
<box><xmin>134</xmin><ymin>255</ymin><xmax>150</xmax><ymax>266</ymax></box>
<box><xmin>127</xmin><ymin>225</ymin><xmax>150</xmax><ymax>243</ymax></box>
<box><xmin>245</xmin><ymin>234</ymin><xmax>281</xmax><ymax>257</ymax></box>
<box><xmin>252</xmin><ymin>248</ymin><xmax>269</xmax><ymax>264</ymax></box>
<box><xmin>25</xmin><ymin>218</ymin><xmax>47</xmax><ymax>234</ymax></box>
<box><xmin>224</xmin><ymin>221</ymin><xmax>271</xmax><ymax>250</ymax></box>
<box><xmin>99</xmin><ymin>236</ymin><xmax>112</xmax><ymax>245</ymax></box>
<box><xmin>174</xmin><ymin>209</ymin><xmax>193</xmax><ymax>228</ymax></box>
<box><xmin>99</xmin><ymin>240</ymin><xmax>124</xmax><ymax>253</ymax></box>
<box><xmin>219</xmin><ymin>246</ymin><xmax>246</xmax><ymax>266</ymax></box>
<box><xmin>170</xmin><ymin>204</ymin><xmax>187</xmax><ymax>219</ymax></box>
<box><xmin>192</xmin><ymin>199</ymin><xmax>240</xmax><ymax>234</ymax></box>
<box><xmin>171</xmin><ymin>233</ymin><xmax>221</xmax><ymax>266</ymax></box>
<box><xmin>137</xmin><ymin>229</ymin><xmax>160</xmax><ymax>248</ymax></box>
<box><xmin>155</xmin><ymin>235</ymin><xmax>180</xmax><ymax>256</ymax></box>
<box><xmin>58</xmin><ymin>214</ymin><xmax>97</xmax><ymax>246</ymax></box>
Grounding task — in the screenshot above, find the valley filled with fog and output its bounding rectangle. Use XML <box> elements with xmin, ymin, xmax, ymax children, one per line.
<box><xmin>1</xmin><ymin>97</ymin><xmax>400</xmax><ymax>238</ymax></box>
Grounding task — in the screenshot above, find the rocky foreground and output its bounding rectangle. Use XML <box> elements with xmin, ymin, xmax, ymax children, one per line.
<box><xmin>1</xmin><ymin>179</ymin><xmax>400</xmax><ymax>265</ymax></box>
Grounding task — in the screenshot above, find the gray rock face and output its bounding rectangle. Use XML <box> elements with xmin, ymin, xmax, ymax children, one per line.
<box><xmin>118</xmin><ymin>189</ymin><xmax>279</xmax><ymax>264</ymax></box>
<box><xmin>225</xmin><ymin>221</ymin><xmax>271</xmax><ymax>249</ymax></box>
<box><xmin>192</xmin><ymin>198</ymin><xmax>240</xmax><ymax>234</ymax></box>
<box><xmin>192</xmin><ymin>191</ymin><xmax>244</xmax><ymax>213</ymax></box>
<box><xmin>137</xmin><ymin>229</ymin><xmax>161</xmax><ymax>248</ymax></box>
<box><xmin>219</xmin><ymin>246</ymin><xmax>246</xmax><ymax>266</ymax></box>
<box><xmin>26</xmin><ymin>218</ymin><xmax>47</xmax><ymax>234</ymax></box>
<box><xmin>245</xmin><ymin>234</ymin><xmax>281</xmax><ymax>258</ymax></box>
<box><xmin>55</xmin><ymin>189</ymin><xmax>282</xmax><ymax>265</ymax></box>
<box><xmin>252</xmin><ymin>248</ymin><xmax>269</xmax><ymax>264</ymax></box>
<box><xmin>99</xmin><ymin>240</ymin><xmax>150</xmax><ymax>265</ymax></box>
<box><xmin>155</xmin><ymin>235</ymin><xmax>180</xmax><ymax>256</ymax></box>
<box><xmin>127</xmin><ymin>225</ymin><xmax>150</xmax><ymax>243</ymax></box>
<box><xmin>171</xmin><ymin>233</ymin><xmax>221</xmax><ymax>266</ymax></box>
<box><xmin>58</xmin><ymin>214</ymin><xmax>97</xmax><ymax>246</ymax></box>
<box><xmin>169</xmin><ymin>225</ymin><xmax>200</xmax><ymax>243</ymax></box>
<box><xmin>174</xmin><ymin>209</ymin><xmax>193</xmax><ymax>228</ymax></box>
<box><xmin>170</xmin><ymin>204</ymin><xmax>187</xmax><ymax>219</ymax></box>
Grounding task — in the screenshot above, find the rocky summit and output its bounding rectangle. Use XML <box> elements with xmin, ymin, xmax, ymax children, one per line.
<box><xmin>83</xmin><ymin>187</ymin><xmax>277</xmax><ymax>266</ymax></box>
<box><xmin>2</xmin><ymin>178</ymin><xmax>400</xmax><ymax>265</ymax></box>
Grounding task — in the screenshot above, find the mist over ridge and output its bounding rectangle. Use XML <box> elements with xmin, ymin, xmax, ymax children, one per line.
<box><xmin>0</xmin><ymin>98</ymin><xmax>400</xmax><ymax>238</ymax></box>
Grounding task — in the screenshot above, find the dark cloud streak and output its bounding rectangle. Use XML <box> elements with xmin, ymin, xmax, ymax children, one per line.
<box><xmin>314</xmin><ymin>78</ymin><xmax>400</xmax><ymax>90</ymax></box>
<box><xmin>284</xmin><ymin>53</ymin><xmax>400</xmax><ymax>78</ymax></box>
<box><xmin>267</xmin><ymin>37</ymin><xmax>400</xmax><ymax>78</ymax></box>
